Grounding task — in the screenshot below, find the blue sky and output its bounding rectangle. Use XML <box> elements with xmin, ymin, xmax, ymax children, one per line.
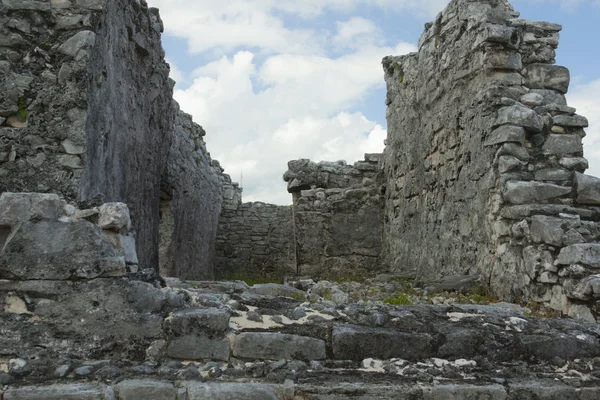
<box><xmin>148</xmin><ymin>0</ymin><xmax>600</xmax><ymax>204</ymax></box>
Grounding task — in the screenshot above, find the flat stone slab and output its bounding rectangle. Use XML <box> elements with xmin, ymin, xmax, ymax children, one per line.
<box><xmin>185</xmin><ymin>382</ymin><xmax>277</xmax><ymax>400</ymax></box>
<box><xmin>523</xmin><ymin>64</ymin><xmax>570</xmax><ymax>93</ymax></box>
<box><xmin>165</xmin><ymin>308</ymin><xmax>230</xmax><ymax>336</ymax></box>
<box><xmin>3</xmin><ymin>384</ymin><xmax>104</xmax><ymax>400</ymax></box>
<box><xmin>167</xmin><ymin>334</ymin><xmax>230</xmax><ymax>361</ymax></box>
<box><xmin>0</xmin><ymin>220</ymin><xmax>125</xmax><ymax>280</ymax></box>
<box><xmin>233</xmin><ymin>332</ymin><xmax>326</xmax><ymax>360</ymax></box>
<box><xmin>575</xmin><ymin>173</ymin><xmax>600</xmax><ymax>205</ymax></box>
<box><xmin>556</xmin><ymin>244</ymin><xmax>600</xmax><ymax>268</ymax></box>
<box><xmin>332</xmin><ymin>324</ymin><xmax>433</xmax><ymax>361</ymax></box>
<box><xmin>114</xmin><ymin>379</ymin><xmax>176</xmax><ymax>400</ymax></box>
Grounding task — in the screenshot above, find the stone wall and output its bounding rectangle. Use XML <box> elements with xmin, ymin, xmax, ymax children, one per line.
<box><xmin>382</xmin><ymin>0</ymin><xmax>600</xmax><ymax>321</ymax></box>
<box><xmin>0</xmin><ymin>0</ymin><xmax>228</xmax><ymax>279</ymax></box>
<box><xmin>215</xmin><ymin>179</ymin><xmax>295</xmax><ymax>280</ymax></box>
<box><xmin>159</xmin><ymin>109</ymin><xmax>223</xmax><ymax>280</ymax></box>
<box><xmin>284</xmin><ymin>155</ymin><xmax>384</xmax><ymax>278</ymax></box>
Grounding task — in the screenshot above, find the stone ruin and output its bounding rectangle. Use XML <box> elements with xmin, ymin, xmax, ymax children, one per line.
<box><xmin>2</xmin><ymin>0</ymin><xmax>600</xmax><ymax>398</ymax></box>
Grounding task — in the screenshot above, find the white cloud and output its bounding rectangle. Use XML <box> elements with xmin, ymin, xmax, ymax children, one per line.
<box><xmin>569</xmin><ymin>79</ymin><xmax>600</xmax><ymax>178</ymax></box>
<box><xmin>173</xmin><ymin>40</ymin><xmax>415</xmax><ymax>204</ymax></box>
<box><xmin>333</xmin><ymin>17</ymin><xmax>383</xmax><ymax>50</ymax></box>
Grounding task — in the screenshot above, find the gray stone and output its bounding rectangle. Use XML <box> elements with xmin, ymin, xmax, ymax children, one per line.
<box><xmin>553</xmin><ymin>114</ymin><xmax>589</xmax><ymax>128</ymax></box>
<box><xmin>503</xmin><ymin>181</ymin><xmax>571</xmax><ymax>204</ymax></box>
<box><xmin>520</xmin><ymin>93</ymin><xmax>544</xmax><ymax>107</ymax></box>
<box><xmin>185</xmin><ymin>382</ymin><xmax>277</xmax><ymax>400</ymax></box>
<box><xmin>507</xmin><ymin>381</ymin><xmax>576</xmax><ymax>399</ymax></box>
<box><xmin>575</xmin><ymin>173</ymin><xmax>600</xmax><ymax>205</ymax></box>
<box><xmin>58</xmin><ymin>154</ymin><xmax>83</xmax><ymax>169</ymax></box>
<box><xmin>248</xmin><ymin>283</ymin><xmax>306</xmax><ymax>299</ymax></box>
<box><xmin>98</xmin><ymin>202</ymin><xmax>131</xmax><ymax>231</ymax></box>
<box><xmin>484</xmin><ymin>125</ymin><xmax>525</xmax><ymax>146</ymax></box>
<box><xmin>560</xmin><ymin>157</ymin><xmax>588</xmax><ymax>170</ymax></box>
<box><xmin>165</xmin><ymin>308</ymin><xmax>230</xmax><ymax>336</ymax></box>
<box><xmin>542</xmin><ymin>134</ymin><xmax>583</xmax><ymax>155</ymax></box>
<box><xmin>166</xmin><ymin>334</ymin><xmax>230</xmax><ymax>361</ymax></box>
<box><xmin>567</xmin><ymin>274</ymin><xmax>600</xmax><ymax>300</ymax></box>
<box><xmin>534</xmin><ymin>168</ymin><xmax>571</xmax><ymax>181</ymax></box>
<box><xmin>332</xmin><ymin>324</ymin><xmax>433</xmax><ymax>361</ymax></box>
<box><xmin>3</xmin><ymin>384</ymin><xmax>104</xmax><ymax>400</ymax></box>
<box><xmin>0</xmin><ymin>192</ymin><xmax>63</xmax><ymax>225</ymax></box>
<box><xmin>233</xmin><ymin>332</ymin><xmax>326</xmax><ymax>360</ymax></box>
<box><xmin>426</xmin><ymin>384</ymin><xmax>506</xmax><ymax>400</ymax></box>
<box><xmin>530</xmin><ymin>215</ymin><xmax>565</xmax><ymax>246</ymax></box>
<box><xmin>0</xmin><ymin>220</ymin><xmax>126</xmax><ymax>280</ymax></box>
<box><xmin>58</xmin><ymin>31</ymin><xmax>96</xmax><ymax>59</ymax></box>
<box><xmin>556</xmin><ymin>244</ymin><xmax>600</xmax><ymax>268</ymax></box>
<box><xmin>61</xmin><ymin>139</ymin><xmax>86</xmax><ymax>155</ymax></box>
<box><xmin>120</xmin><ymin>234</ymin><xmax>138</xmax><ymax>264</ymax></box>
<box><xmin>523</xmin><ymin>64</ymin><xmax>570</xmax><ymax>93</ymax></box>
<box><xmin>496</xmin><ymin>105</ymin><xmax>544</xmax><ymax>132</ymax></box>
<box><xmin>114</xmin><ymin>380</ymin><xmax>176</xmax><ymax>400</ymax></box>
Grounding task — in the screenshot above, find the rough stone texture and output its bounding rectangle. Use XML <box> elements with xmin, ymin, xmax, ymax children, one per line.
<box><xmin>233</xmin><ymin>332</ymin><xmax>327</xmax><ymax>360</ymax></box>
<box><xmin>380</xmin><ymin>0</ymin><xmax>600</xmax><ymax>321</ymax></box>
<box><xmin>284</xmin><ymin>155</ymin><xmax>383</xmax><ymax>279</ymax></box>
<box><xmin>0</xmin><ymin>0</ymin><xmax>231</xmax><ymax>278</ymax></box>
<box><xmin>3</xmin><ymin>384</ymin><xmax>104</xmax><ymax>400</ymax></box>
<box><xmin>216</xmin><ymin>198</ymin><xmax>295</xmax><ymax>281</ymax></box>
<box><xmin>186</xmin><ymin>382</ymin><xmax>278</xmax><ymax>400</ymax></box>
<box><xmin>159</xmin><ymin>109</ymin><xmax>224</xmax><ymax>280</ymax></box>
<box><xmin>114</xmin><ymin>380</ymin><xmax>176</xmax><ymax>400</ymax></box>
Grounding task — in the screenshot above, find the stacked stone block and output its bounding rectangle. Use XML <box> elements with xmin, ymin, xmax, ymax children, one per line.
<box><xmin>382</xmin><ymin>0</ymin><xmax>600</xmax><ymax>321</ymax></box>
<box><xmin>284</xmin><ymin>155</ymin><xmax>384</xmax><ymax>278</ymax></box>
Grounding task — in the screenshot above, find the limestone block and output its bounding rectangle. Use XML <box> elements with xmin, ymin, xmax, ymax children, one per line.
<box><xmin>233</xmin><ymin>332</ymin><xmax>326</xmax><ymax>360</ymax></box>
<box><xmin>0</xmin><ymin>192</ymin><xmax>63</xmax><ymax>225</ymax></box>
<box><xmin>575</xmin><ymin>173</ymin><xmax>600</xmax><ymax>205</ymax></box>
<box><xmin>534</xmin><ymin>168</ymin><xmax>571</xmax><ymax>181</ymax></box>
<box><xmin>523</xmin><ymin>64</ymin><xmax>570</xmax><ymax>93</ymax></box>
<box><xmin>427</xmin><ymin>384</ymin><xmax>506</xmax><ymax>400</ymax></box>
<box><xmin>520</xmin><ymin>92</ymin><xmax>544</xmax><ymax>107</ymax></box>
<box><xmin>2</xmin><ymin>384</ymin><xmax>104</xmax><ymax>400</ymax></box>
<box><xmin>484</xmin><ymin>125</ymin><xmax>524</xmax><ymax>147</ymax></box>
<box><xmin>507</xmin><ymin>381</ymin><xmax>576</xmax><ymax>400</ymax></box>
<box><xmin>496</xmin><ymin>105</ymin><xmax>543</xmax><ymax>132</ymax></box>
<box><xmin>0</xmin><ymin>220</ymin><xmax>126</xmax><ymax>280</ymax></box>
<box><xmin>542</xmin><ymin>134</ymin><xmax>582</xmax><ymax>155</ymax></box>
<box><xmin>553</xmin><ymin>114</ymin><xmax>588</xmax><ymax>128</ymax></box>
<box><xmin>531</xmin><ymin>215</ymin><xmax>565</xmax><ymax>246</ymax></box>
<box><xmin>57</xmin><ymin>31</ymin><xmax>97</xmax><ymax>60</ymax></box>
<box><xmin>120</xmin><ymin>234</ymin><xmax>138</xmax><ymax>264</ymax></box>
<box><xmin>559</xmin><ymin>157</ymin><xmax>588</xmax><ymax>170</ymax></box>
<box><xmin>98</xmin><ymin>202</ymin><xmax>131</xmax><ymax>231</ymax></box>
<box><xmin>566</xmin><ymin>303</ymin><xmax>596</xmax><ymax>322</ymax></box>
<box><xmin>503</xmin><ymin>181</ymin><xmax>571</xmax><ymax>204</ymax></box>
<box><xmin>166</xmin><ymin>335</ymin><xmax>230</xmax><ymax>361</ymax></box>
<box><xmin>566</xmin><ymin>274</ymin><xmax>600</xmax><ymax>300</ymax></box>
<box><xmin>185</xmin><ymin>383</ymin><xmax>277</xmax><ymax>400</ymax></box>
<box><xmin>165</xmin><ymin>308</ymin><xmax>230</xmax><ymax>336</ymax></box>
<box><xmin>556</xmin><ymin>244</ymin><xmax>600</xmax><ymax>269</ymax></box>
<box><xmin>332</xmin><ymin>324</ymin><xmax>433</xmax><ymax>361</ymax></box>
<box><xmin>2</xmin><ymin>0</ymin><xmax>52</xmax><ymax>11</ymax></box>
<box><xmin>114</xmin><ymin>380</ymin><xmax>176</xmax><ymax>400</ymax></box>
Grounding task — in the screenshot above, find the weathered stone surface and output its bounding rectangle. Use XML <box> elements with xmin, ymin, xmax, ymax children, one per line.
<box><xmin>165</xmin><ymin>308</ymin><xmax>230</xmax><ymax>336</ymax></box>
<box><xmin>484</xmin><ymin>126</ymin><xmax>525</xmax><ymax>146</ymax></box>
<box><xmin>567</xmin><ymin>274</ymin><xmax>600</xmax><ymax>300</ymax></box>
<box><xmin>233</xmin><ymin>332</ymin><xmax>326</xmax><ymax>360</ymax></box>
<box><xmin>248</xmin><ymin>284</ymin><xmax>306</xmax><ymax>299</ymax></box>
<box><xmin>575</xmin><ymin>173</ymin><xmax>600</xmax><ymax>205</ymax></box>
<box><xmin>332</xmin><ymin>324</ymin><xmax>433</xmax><ymax>361</ymax></box>
<box><xmin>426</xmin><ymin>384</ymin><xmax>507</xmax><ymax>400</ymax></box>
<box><xmin>542</xmin><ymin>134</ymin><xmax>583</xmax><ymax>155</ymax></box>
<box><xmin>3</xmin><ymin>384</ymin><xmax>104</xmax><ymax>400</ymax></box>
<box><xmin>114</xmin><ymin>379</ymin><xmax>176</xmax><ymax>400</ymax></box>
<box><xmin>556</xmin><ymin>244</ymin><xmax>600</xmax><ymax>268</ymax></box>
<box><xmin>186</xmin><ymin>382</ymin><xmax>277</xmax><ymax>400</ymax></box>
<box><xmin>523</xmin><ymin>64</ymin><xmax>570</xmax><ymax>93</ymax></box>
<box><xmin>57</xmin><ymin>30</ymin><xmax>97</xmax><ymax>59</ymax></box>
<box><xmin>166</xmin><ymin>335</ymin><xmax>230</xmax><ymax>361</ymax></box>
<box><xmin>497</xmin><ymin>105</ymin><xmax>544</xmax><ymax>132</ymax></box>
<box><xmin>507</xmin><ymin>381</ymin><xmax>576</xmax><ymax>399</ymax></box>
<box><xmin>0</xmin><ymin>192</ymin><xmax>63</xmax><ymax>225</ymax></box>
<box><xmin>530</xmin><ymin>215</ymin><xmax>565</xmax><ymax>246</ymax></box>
<box><xmin>553</xmin><ymin>114</ymin><xmax>589</xmax><ymax>128</ymax></box>
<box><xmin>98</xmin><ymin>203</ymin><xmax>131</xmax><ymax>231</ymax></box>
<box><xmin>503</xmin><ymin>181</ymin><xmax>571</xmax><ymax>204</ymax></box>
<box><xmin>0</xmin><ymin>220</ymin><xmax>125</xmax><ymax>280</ymax></box>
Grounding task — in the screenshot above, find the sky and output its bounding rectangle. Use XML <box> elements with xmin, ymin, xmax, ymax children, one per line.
<box><xmin>147</xmin><ymin>0</ymin><xmax>600</xmax><ymax>205</ymax></box>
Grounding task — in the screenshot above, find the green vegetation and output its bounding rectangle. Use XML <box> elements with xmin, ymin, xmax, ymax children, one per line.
<box><xmin>228</xmin><ymin>273</ymin><xmax>279</xmax><ymax>286</ymax></box>
<box><xmin>194</xmin><ymin>156</ymin><xmax>201</xmax><ymax>166</ymax></box>
<box><xmin>523</xmin><ymin>301</ymin><xmax>562</xmax><ymax>319</ymax></box>
<box><xmin>17</xmin><ymin>98</ymin><xmax>27</xmax><ymax>122</ymax></box>
<box><xmin>384</xmin><ymin>292</ymin><xmax>414</xmax><ymax>305</ymax></box>
<box><xmin>391</xmin><ymin>62</ymin><xmax>405</xmax><ymax>84</ymax></box>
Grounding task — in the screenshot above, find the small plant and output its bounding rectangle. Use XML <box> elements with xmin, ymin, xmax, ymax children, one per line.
<box><xmin>391</xmin><ymin>62</ymin><xmax>405</xmax><ymax>84</ymax></box>
<box><xmin>384</xmin><ymin>292</ymin><xmax>414</xmax><ymax>305</ymax></box>
<box><xmin>194</xmin><ymin>156</ymin><xmax>201</xmax><ymax>166</ymax></box>
<box><xmin>17</xmin><ymin>98</ymin><xmax>27</xmax><ymax>122</ymax></box>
